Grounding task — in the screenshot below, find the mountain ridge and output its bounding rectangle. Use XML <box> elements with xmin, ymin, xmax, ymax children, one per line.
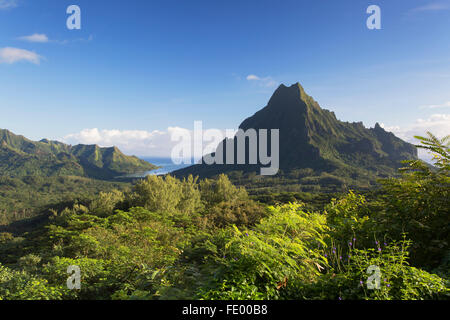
<box><xmin>0</xmin><ymin>129</ymin><xmax>157</xmax><ymax>180</ymax></box>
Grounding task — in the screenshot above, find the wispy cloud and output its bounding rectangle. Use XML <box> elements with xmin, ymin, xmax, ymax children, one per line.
<box><xmin>17</xmin><ymin>33</ymin><xmax>94</xmax><ymax>44</ymax></box>
<box><xmin>60</xmin><ymin>34</ymin><xmax>94</xmax><ymax>44</ymax></box>
<box><xmin>246</xmin><ymin>74</ymin><xmax>277</xmax><ymax>87</ymax></box>
<box><xmin>420</xmin><ymin>101</ymin><xmax>450</xmax><ymax>109</ymax></box>
<box><xmin>18</xmin><ymin>33</ymin><xmax>49</xmax><ymax>43</ymax></box>
<box><xmin>381</xmin><ymin>114</ymin><xmax>450</xmax><ymax>141</ymax></box>
<box><xmin>0</xmin><ymin>47</ymin><xmax>42</xmax><ymax>64</ymax></box>
<box><xmin>380</xmin><ymin>114</ymin><xmax>450</xmax><ymax>161</ymax></box>
<box><xmin>0</xmin><ymin>0</ymin><xmax>17</xmax><ymax>10</ymax></box>
<box><xmin>408</xmin><ymin>2</ymin><xmax>450</xmax><ymax>14</ymax></box>
<box><xmin>246</xmin><ymin>74</ymin><xmax>260</xmax><ymax>81</ymax></box>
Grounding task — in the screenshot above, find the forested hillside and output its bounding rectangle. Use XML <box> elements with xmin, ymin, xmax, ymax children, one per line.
<box><xmin>0</xmin><ymin>175</ymin><xmax>131</xmax><ymax>225</ymax></box>
<box><xmin>0</xmin><ymin>133</ymin><xmax>448</xmax><ymax>300</ymax></box>
<box><xmin>0</xmin><ymin>130</ymin><xmax>157</xmax><ymax>225</ymax></box>
<box><xmin>0</xmin><ymin>129</ymin><xmax>157</xmax><ymax>180</ymax></box>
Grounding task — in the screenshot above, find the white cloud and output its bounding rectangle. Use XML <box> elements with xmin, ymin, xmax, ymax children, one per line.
<box><xmin>420</xmin><ymin>101</ymin><xmax>450</xmax><ymax>109</ymax></box>
<box><xmin>60</xmin><ymin>117</ymin><xmax>449</xmax><ymax>163</ymax></box>
<box><xmin>18</xmin><ymin>33</ymin><xmax>49</xmax><ymax>43</ymax></box>
<box><xmin>0</xmin><ymin>47</ymin><xmax>42</xmax><ymax>64</ymax></box>
<box><xmin>0</xmin><ymin>0</ymin><xmax>17</xmax><ymax>10</ymax></box>
<box><xmin>246</xmin><ymin>74</ymin><xmax>260</xmax><ymax>81</ymax></box>
<box><xmin>246</xmin><ymin>74</ymin><xmax>277</xmax><ymax>87</ymax></box>
<box><xmin>62</xmin><ymin>127</ymin><xmax>234</xmax><ymax>158</ymax></box>
<box><xmin>63</xmin><ymin>128</ymin><xmax>171</xmax><ymax>157</ymax></box>
<box><xmin>380</xmin><ymin>114</ymin><xmax>450</xmax><ymax>142</ymax></box>
<box><xmin>380</xmin><ymin>114</ymin><xmax>450</xmax><ymax>161</ymax></box>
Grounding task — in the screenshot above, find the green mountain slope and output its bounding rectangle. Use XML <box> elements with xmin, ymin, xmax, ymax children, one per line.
<box><xmin>173</xmin><ymin>83</ymin><xmax>417</xmax><ymax>190</ymax></box>
<box><xmin>0</xmin><ymin>129</ymin><xmax>157</xmax><ymax>180</ymax></box>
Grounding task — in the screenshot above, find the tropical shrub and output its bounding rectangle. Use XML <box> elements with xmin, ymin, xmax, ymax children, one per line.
<box><xmin>0</xmin><ymin>263</ymin><xmax>63</xmax><ymax>300</ymax></box>
<box><xmin>286</xmin><ymin>239</ymin><xmax>449</xmax><ymax>300</ymax></box>
<box><xmin>196</xmin><ymin>203</ymin><xmax>328</xmax><ymax>299</ymax></box>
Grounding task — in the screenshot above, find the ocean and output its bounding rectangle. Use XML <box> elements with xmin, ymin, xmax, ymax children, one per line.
<box><xmin>140</xmin><ymin>157</ymin><xmax>193</xmax><ymax>176</ymax></box>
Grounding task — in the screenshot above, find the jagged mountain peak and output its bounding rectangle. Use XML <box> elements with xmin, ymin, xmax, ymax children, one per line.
<box><xmin>174</xmin><ymin>82</ymin><xmax>418</xmax><ymax>189</ymax></box>
<box><xmin>266</xmin><ymin>82</ymin><xmax>317</xmax><ymax>111</ymax></box>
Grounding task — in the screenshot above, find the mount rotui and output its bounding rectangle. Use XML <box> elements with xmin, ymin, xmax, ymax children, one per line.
<box><xmin>173</xmin><ymin>83</ymin><xmax>417</xmax><ymax>190</ymax></box>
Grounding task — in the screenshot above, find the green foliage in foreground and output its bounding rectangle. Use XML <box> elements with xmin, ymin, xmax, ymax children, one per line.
<box><xmin>0</xmin><ymin>133</ymin><xmax>448</xmax><ymax>300</ymax></box>
<box><xmin>289</xmin><ymin>238</ymin><xmax>447</xmax><ymax>300</ymax></box>
<box><xmin>0</xmin><ymin>175</ymin><xmax>131</xmax><ymax>225</ymax></box>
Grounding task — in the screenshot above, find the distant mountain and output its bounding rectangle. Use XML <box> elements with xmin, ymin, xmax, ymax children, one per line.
<box><xmin>173</xmin><ymin>83</ymin><xmax>417</xmax><ymax>190</ymax></box>
<box><xmin>0</xmin><ymin>129</ymin><xmax>157</xmax><ymax>180</ymax></box>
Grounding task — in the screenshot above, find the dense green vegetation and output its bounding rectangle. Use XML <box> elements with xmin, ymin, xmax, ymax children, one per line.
<box><xmin>0</xmin><ymin>175</ymin><xmax>131</xmax><ymax>225</ymax></box>
<box><xmin>0</xmin><ymin>133</ymin><xmax>448</xmax><ymax>300</ymax></box>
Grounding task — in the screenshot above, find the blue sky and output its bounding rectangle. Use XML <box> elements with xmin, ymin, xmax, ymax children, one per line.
<box><xmin>0</xmin><ymin>0</ymin><xmax>449</xmax><ymax>156</ymax></box>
